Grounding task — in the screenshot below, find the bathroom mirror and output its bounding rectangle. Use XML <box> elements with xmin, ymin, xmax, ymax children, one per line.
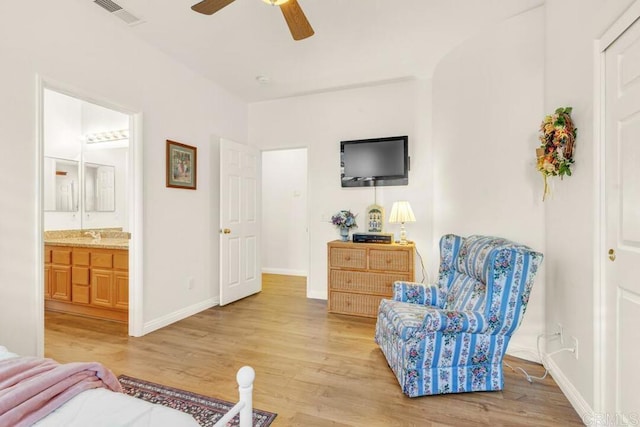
<box><xmin>43</xmin><ymin>157</ymin><xmax>79</xmax><ymax>212</ymax></box>
<box><xmin>44</xmin><ymin>88</ymin><xmax>129</xmax><ymax>231</ymax></box>
<box><xmin>84</xmin><ymin>162</ymin><xmax>116</xmax><ymax>212</ymax></box>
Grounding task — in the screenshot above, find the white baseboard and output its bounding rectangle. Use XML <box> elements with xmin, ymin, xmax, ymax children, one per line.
<box><xmin>261</xmin><ymin>267</ymin><xmax>307</xmax><ymax>277</ymax></box>
<box><xmin>142</xmin><ymin>297</ymin><xmax>218</xmax><ymax>335</ymax></box>
<box><xmin>543</xmin><ymin>354</ymin><xmax>591</xmax><ymax>424</ymax></box>
<box><xmin>306</xmin><ymin>289</ymin><xmax>327</xmax><ymax>300</ymax></box>
<box><xmin>506</xmin><ymin>344</ymin><xmax>541</xmax><ymax>363</ymax></box>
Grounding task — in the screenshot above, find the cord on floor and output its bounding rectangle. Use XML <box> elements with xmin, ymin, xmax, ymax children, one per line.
<box><xmin>414</xmin><ymin>246</ymin><xmax>429</xmax><ymax>284</ymax></box>
<box><xmin>504</xmin><ymin>332</ymin><xmax>575</xmax><ymax>384</ymax></box>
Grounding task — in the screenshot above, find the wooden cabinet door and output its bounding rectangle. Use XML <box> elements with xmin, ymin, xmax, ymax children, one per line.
<box><xmin>44</xmin><ymin>264</ymin><xmax>52</xmax><ymax>299</ymax></box>
<box><xmin>51</xmin><ymin>265</ymin><xmax>71</xmax><ymax>301</ymax></box>
<box><xmin>91</xmin><ymin>268</ymin><xmax>113</xmax><ymax>308</ymax></box>
<box><xmin>44</xmin><ymin>246</ymin><xmax>52</xmax><ymax>299</ymax></box>
<box><xmin>113</xmin><ymin>271</ymin><xmax>129</xmax><ymax>310</ymax></box>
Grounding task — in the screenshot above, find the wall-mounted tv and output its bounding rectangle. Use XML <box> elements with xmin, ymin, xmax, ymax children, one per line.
<box><xmin>340</xmin><ymin>135</ymin><xmax>409</xmax><ymax>187</ymax></box>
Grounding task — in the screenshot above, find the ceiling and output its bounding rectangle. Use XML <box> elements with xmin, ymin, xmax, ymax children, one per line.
<box><xmin>112</xmin><ymin>0</ymin><xmax>543</xmax><ymax>103</ymax></box>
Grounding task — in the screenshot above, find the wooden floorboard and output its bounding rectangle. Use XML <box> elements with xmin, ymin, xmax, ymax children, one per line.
<box><xmin>45</xmin><ymin>274</ymin><xmax>583</xmax><ymax>426</ymax></box>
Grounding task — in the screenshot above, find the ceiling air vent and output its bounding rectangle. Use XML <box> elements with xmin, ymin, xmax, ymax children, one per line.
<box><xmin>93</xmin><ymin>0</ymin><xmax>143</xmax><ymax>26</ymax></box>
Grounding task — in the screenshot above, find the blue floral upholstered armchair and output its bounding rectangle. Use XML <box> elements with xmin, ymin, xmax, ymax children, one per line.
<box><xmin>375</xmin><ymin>234</ymin><xmax>543</xmax><ymax>397</ymax></box>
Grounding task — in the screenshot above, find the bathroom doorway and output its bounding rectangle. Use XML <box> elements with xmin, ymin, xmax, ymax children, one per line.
<box><xmin>261</xmin><ymin>148</ymin><xmax>309</xmax><ymax>280</ymax></box>
<box><xmin>38</xmin><ymin>83</ymin><xmax>143</xmax><ymax>350</ymax></box>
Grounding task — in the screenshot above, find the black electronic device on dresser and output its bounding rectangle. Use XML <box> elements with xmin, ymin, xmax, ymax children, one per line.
<box><xmin>352</xmin><ymin>233</ymin><xmax>394</xmax><ymax>244</ymax></box>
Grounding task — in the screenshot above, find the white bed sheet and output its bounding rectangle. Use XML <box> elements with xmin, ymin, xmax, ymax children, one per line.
<box><xmin>0</xmin><ymin>346</ymin><xmax>199</xmax><ymax>427</ymax></box>
<box><xmin>33</xmin><ymin>388</ymin><xmax>199</xmax><ymax>427</ymax></box>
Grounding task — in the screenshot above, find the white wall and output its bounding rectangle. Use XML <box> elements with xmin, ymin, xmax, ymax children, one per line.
<box><xmin>0</xmin><ymin>1</ymin><xmax>247</xmax><ymax>356</ymax></box>
<box><xmin>432</xmin><ymin>7</ymin><xmax>545</xmax><ymax>358</ymax></box>
<box><xmin>544</xmin><ymin>0</ymin><xmax>636</xmax><ymax>416</ymax></box>
<box><xmin>249</xmin><ymin>80</ymin><xmax>433</xmax><ymax>299</ymax></box>
<box><xmin>43</xmin><ymin>90</ymin><xmax>82</xmax><ymax>161</ymax></box>
<box><xmin>262</xmin><ymin>149</ymin><xmax>309</xmax><ymax>276</ymax></box>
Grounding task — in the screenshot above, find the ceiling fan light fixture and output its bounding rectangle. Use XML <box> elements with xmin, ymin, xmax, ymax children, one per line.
<box><xmin>261</xmin><ymin>0</ymin><xmax>290</xmax><ymax>5</ymax></box>
<box><xmin>191</xmin><ymin>0</ymin><xmax>312</xmax><ymax>41</ymax></box>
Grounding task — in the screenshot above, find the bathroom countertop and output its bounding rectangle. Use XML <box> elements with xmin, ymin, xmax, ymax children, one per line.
<box><xmin>44</xmin><ymin>237</ymin><xmax>129</xmax><ymax>250</ymax></box>
<box><xmin>44</xmin><ymin>228</ymin><xmax>130</xmax><ymax>250</ymax></box>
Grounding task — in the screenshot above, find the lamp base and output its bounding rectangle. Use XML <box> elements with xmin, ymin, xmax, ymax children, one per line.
<box><xmin>397</xmin><ymin>223</ymin><xmax>408</xmax><ymax>245</ymax></box>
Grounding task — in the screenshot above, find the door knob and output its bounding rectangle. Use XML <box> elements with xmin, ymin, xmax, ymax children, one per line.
<box><xmin>608</xmin><ymin>248</ymin><xmax>616</xmax><ymax>261</ymax></box>
<box><xmin>221</xmin><ymin>228</ymin><xmax>231</xmax><ymax>234</ymax></box>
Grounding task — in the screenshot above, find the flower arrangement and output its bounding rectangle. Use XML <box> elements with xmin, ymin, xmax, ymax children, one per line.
<box><xmin>536</xmin><ymin>106</ymin><xmax>577</xmax><ymax>201</ymax></box>
<box><xmin>331</xmin><ymin>210</ymin><xmax>358</xmax><ymax>229</ymax></box>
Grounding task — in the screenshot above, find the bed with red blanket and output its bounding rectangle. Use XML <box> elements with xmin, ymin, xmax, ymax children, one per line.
<box><xmin>0</xmin><ymin>346</ymin><xmax>254</xmax><ymax>427</ymax></box>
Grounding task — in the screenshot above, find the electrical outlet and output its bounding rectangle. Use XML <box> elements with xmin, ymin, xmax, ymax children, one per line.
<box><xmin>556</xmin><ymin>322</ymin><xmax>564</xmax><ymax>344</ymax></box>
<box><xmin>571</xmin><ymin>336</ymin><xmax>579</xmax><ymax>360</ymax></box>
<box><xmin>188</xmin><ymin>277</ymin><xmax>195</xmax><ymax>290</ymax></box>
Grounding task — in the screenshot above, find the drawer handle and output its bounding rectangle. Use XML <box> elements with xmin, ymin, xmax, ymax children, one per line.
<box><xmin>344</xmin><ymin>256</ymin><xmax>351</xmax><ymax>261</ymax></box>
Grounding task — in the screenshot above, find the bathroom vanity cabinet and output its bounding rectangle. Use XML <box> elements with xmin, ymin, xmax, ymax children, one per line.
<box><xmin>44</xmin><ymin>240</ymin><xmax>129</xmax><ymax>323</ymax></box>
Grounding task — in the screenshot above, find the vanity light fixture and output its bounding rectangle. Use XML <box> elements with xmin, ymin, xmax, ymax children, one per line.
<box><xmin>85</xmin><ymin>129</ymin><xmax>129</xmax><ymax>144</ymax></box>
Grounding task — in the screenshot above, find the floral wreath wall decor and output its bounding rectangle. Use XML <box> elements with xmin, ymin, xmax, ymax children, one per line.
<box><xmin>536</xmin><ymin>107</ymin><xmax>577</xmax><ymax>201</ymax></box>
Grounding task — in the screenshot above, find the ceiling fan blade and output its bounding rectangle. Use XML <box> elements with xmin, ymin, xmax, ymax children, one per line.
<box><xmin>280</xmin><ymin>0</ymin><xmax>314</xmax><ymax>41</ymax></box>
<box><xmin>191</xmin><ymin>0</ymin><xmax>236</xmax><ymax>15</ymax></box>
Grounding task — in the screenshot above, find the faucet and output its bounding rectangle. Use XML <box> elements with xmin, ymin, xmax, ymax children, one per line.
<box><xmin>85</xmin><ymin>230</ymin><xmax>101</xmax><ymax>241</ymax></box>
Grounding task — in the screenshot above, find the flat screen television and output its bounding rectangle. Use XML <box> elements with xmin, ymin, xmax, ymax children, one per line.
<box><xmin>340</xmin><ymin>135</ymin><xmax>409</xmax><ymax>187</ymax></box>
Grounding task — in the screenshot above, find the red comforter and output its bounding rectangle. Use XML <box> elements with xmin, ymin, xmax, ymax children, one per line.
<box><xmin>0</xmin><ymin>356</ymin><xmax>122</xmax><ymax>426</ymax></box>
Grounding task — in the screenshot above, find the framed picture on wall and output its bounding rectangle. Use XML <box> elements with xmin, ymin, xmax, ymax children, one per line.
<box><xmin>166</xmin><ymin>140</ymin><xmax>197</xmax><ymax>190</ymax></box>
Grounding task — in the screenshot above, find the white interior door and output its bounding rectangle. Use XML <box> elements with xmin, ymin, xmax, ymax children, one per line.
<box><xmin>604</xmin><ymin>16</ymin><xmax>640</xmax><ymax>420</ymax></box>
<box><xmin>219</xmin><ymin>139</ymin><xmax>261</xmax><ymax>305</ymax></box>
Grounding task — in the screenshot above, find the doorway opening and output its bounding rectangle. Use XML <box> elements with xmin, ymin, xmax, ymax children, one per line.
<box><xmin>38</xmin><ymin>82</ymin><xmax>143</xmax><ymax>356</ymax></box>
<box><xmin>261</xmin><ymin>148</ymin><xmax>309</xmax><ymax>287</ymax></box>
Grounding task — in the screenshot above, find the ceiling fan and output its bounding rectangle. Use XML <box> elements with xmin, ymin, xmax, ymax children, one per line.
<box><xmin>191</xmin><ymin>0</ymin><xmax>314</xmax><ymax>41</ymax></box>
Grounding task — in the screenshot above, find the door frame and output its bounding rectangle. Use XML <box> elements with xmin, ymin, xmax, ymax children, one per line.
<box><xmin>35</xmin><ymin>77</ymin><xmax>144</xmax><ymax>356</ymax></box>
<box><xmin>593</xmin><ymin>1</ymin><xmax>640</xmax><ymax>415</ymax></box>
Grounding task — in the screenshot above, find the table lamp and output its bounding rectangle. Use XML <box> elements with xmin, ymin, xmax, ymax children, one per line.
<box><xmin>389</xmin><ymin>201</ymin><xmax>416</xmax><ymax>245</ymax></box>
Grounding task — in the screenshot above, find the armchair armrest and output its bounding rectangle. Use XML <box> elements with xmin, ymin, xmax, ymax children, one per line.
<box><xmin>421</xmin><ymin>308</ymin><xmax>489</xmax><ymax>334</ymax></box>
<box><xmin>393</xmin><ymin>281</ymin><xmax>445</xmax><ymax>308</ymax></box>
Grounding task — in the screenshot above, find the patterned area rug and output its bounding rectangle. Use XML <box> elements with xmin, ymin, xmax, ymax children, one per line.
<box><xmin>118</xmin><ymin>375</ymin><xmax>277</xmax><ymax>427</ymax></box>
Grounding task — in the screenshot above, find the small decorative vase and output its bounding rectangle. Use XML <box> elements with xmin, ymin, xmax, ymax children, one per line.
<box><xmin>340</xmin><ymin>227</ymin><xmax>350</xmax><ymax>242</ymax></box>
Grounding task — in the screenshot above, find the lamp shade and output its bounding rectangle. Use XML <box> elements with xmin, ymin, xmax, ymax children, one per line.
<box><xmin>388</xmin><ymin>201</ymin><xmax>416</xmax><ymax>224</ymax></box>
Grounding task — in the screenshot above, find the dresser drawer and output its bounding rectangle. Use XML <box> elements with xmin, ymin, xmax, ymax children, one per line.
<box><xmin>73</xmin><ymin>249</ymin><xmax>90</xmax><ymax>266</ymax></box>
<box><xmin>72</xmin><ymin>284</ymin><xmax>90</xmax><ymax>304</ymax></box>
<box><xmin>369</xmin><ymin>249</ymin><xmax>411</xmax><ymax>272</ymax></box>
<box><xmin>51</xmin><ymin>249</ymin><xmax>71</xmax><ymax>265</ymax></box>
<box><xmin>329</xmin><ymin>291</ymin><xmax>386</xmax><ymax>318</ymax></box>
<box><xmin>113</xmin><ymin>252</ymin><xmax>129</xmax><ymax>270</ymax></box>
<box><xmin>329</xmin><ymin>247</ymin><xmax>367</xmax><ymax>269</ymax></box>
<box><xmin>72</xmin><ymin>267</ymin><xmax>89</xmax><ymax>285</ymax></box>
<box><xmin>329</xmin><ymin>270</ymin><xmax>409</xmax><ymax>295</ymax></box>
<box><xmin>44</xmin><ymin>247</ymin><xmax>52</xmax><ymax>264</ymax></box>
<box><xmin>92</xmin><ymin>252</ymin><xmax>113</xmax><ymax>268</ymax></box>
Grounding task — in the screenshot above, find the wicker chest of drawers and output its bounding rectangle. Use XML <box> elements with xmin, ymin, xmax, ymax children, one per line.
<box><xmin>327</xmin><ymin>240</ymin><xmax>415</xmax><ymax>318</ymax></box>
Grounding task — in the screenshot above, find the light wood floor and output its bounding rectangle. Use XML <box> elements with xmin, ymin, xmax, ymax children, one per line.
<box><xmin>45</xmin><ymin>274</ymin><xmax>583</xmax><ymax>426</ymax></box>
